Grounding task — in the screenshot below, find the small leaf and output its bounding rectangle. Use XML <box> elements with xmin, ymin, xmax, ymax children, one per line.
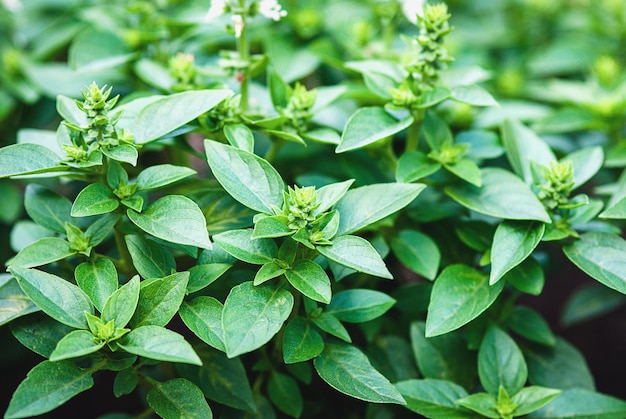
<box><xmin>147</xmin><ymin>378</ymin><xmax>213</xmax><ymax>419</ymax></box>
<box><xmin>395</xmin><ymin>379</ymin><xmax>472</xmax><ymax>419</ymax></box>
<box><xmin>252</xmin><ymin>215</ymin><xmax>293</xmax><ymax>239</ymax></box>
<box><xmin>335</xmin><ymin>183</ymin><xmax>426</xmax><ymax>235</ymax></box>
<box><xmin>5</xmin><ymin>360</ymin><xmax>94</xmax><ymax>418</ymax></box>
<box><xmin>205</xmin><ymin>140</ymin><xmax>284</xmax><ymax>214</ymax></box>
<box><xmin>49</xmin><ymin>330</ymin><xmax>105</xmax><ymax>361</ymax></box>
<box><xmin>10</xmin><ymin>267</ymin><xmax>93</xmax><ymax>329</ymax></box>
<box><xmin>222</xmin><ymin>281</ymin><xmax>294</xmax><ymax>358</ymax></box>
<box><xmin>456</xmin><ymin>392</ymin><xmax>499</xmax><ymax>418</ymax></box>
<box><xmin>101</xmin><ymin>144</ymin><xmax>138</xmax><ymax>166</ymax></box>
<box><xmin>0</xmin><ymin>274</ymin><xmax>39</xmax><ymax>326</ymax></box>
<box><xmin>224</xmin><ymin>123</ymin><xmax>254</xmax><ymax>152</ymax></box>
<box><xmin>268</xmin><ymin>372</ymin><xmax>303</xmax><ymax>418</ymax></box>
<box><xmin>127</xmin><ymin>195</ymin><xmax>212</xmax><ymax>250</ymax></box>
<box><xmin>24</xmin><ymin>185</ymin><xmax>73</xmax><ymax>234</ymax></box>
<box><xmin>9</xmin><ymin>237</ymin><xmax>75</xmax><ymax>269</ymax></box>
<box><xmin>505</xmin><ymin>257</ymin><xmax>545</xmax><ymax>296</ymax></box>
<box><xmin>451</xmin><ymin>85</ymin><xmax>499</xmax><ymax>107</ymax></box>
<box><xmin>9</xmin><ymin>314</ymin><xmax>72</xmax><ymax>358</ymax></box>
<box><xmin>315</xmin><ymin>179</ymin><xmax>355</xmax><ymax>214</ymax></box>
<box><xmin>444</xmin><ymin>159</ymin><xmax>482</xmax><ymax>187</ymax></box>
<box><xmin>478</xmin><ymin>325</ymin><xmax>528</xmax><ymax>395</ymax></box>
<box><xmin>285</xmin><ymin>260</ymin><xmax>332</xmax><ymax>304</ymax></box>
<box><xmin>130</xmin><ymin>272</ymin><xmax>189</xmax><ymax>328</ymax></box>
<box><xmin>134</xmin><ymin>89</ymin><xmax>232</xmax><ymax>143</ymax></box>
<box><xmin>561</xmin><ymin>284</ymin><xmax>626</xmax><ymax>327</ymax></box>
<box><xmin>564</xmin><ymin>146</ymin><xmax>604</xmax><ymax>190</ymax></box>
<box><xmin>187</xmin><ymin>263</ymin><xmax>231</xmax><ymax>294</ymax></box>
<box><xmin>317</xmin><ymin>235</ymin><xmax>392</xmax><ymax>279</ymax></box>
<box><xmin>426</xmin><ymin>264</ymin><xmax>504</xmax><ymax>337</ymax></box>
<box><xmin>113</xmin><ymin>368</ymin><xmax>138</xmax><ymax>398</ymax></box>
<box><xmin>326</xmin><ymin>289</ymin><xmax>395</xmax><ymax>323</ymax></box>
<box><xmin>125</xmin><ymin>235</ymin><xmax>176</xmax><ymax>280</ymax></box>
<box><xmin>311</xmin><ymin>313</ymin><xmax>351</xmax><ymax>343</ymax></box>
<box><xmin>136</xmin><ymin>164</ymin><xmax>197</xmax><ymax>191</ymax></box>
<box><xmin>396</xmin><ymin>150</ymin><xmax>442</xmax><ymax>183</ymax></box>
<box><xmin>490</xmin><ymin>221</ymin><xmax>545</xmax><ymax>285</ymax></box>
<box><xmin>511</xmin><ymin>386</ymin><xmax>561</xmax><ymax>416</ymax></box>
<box><xmin>254</xmin><ymin>261</ymin><xmax>287</xmax><ymax>285</ymax></box>
<box><xmin>337</xmin><ymin>107</ymin><xmax>413</xmax><ymax>153</ymax></box>
<box><xmin>564</xmin><ymin>232</ymin><xmax>626</xmax><ymax>295</ymax></box>
<box><xmin>75</xmin><ymin>258</ymin><xmax>118</xmax><ymax>312</ymax></box>
<box><xmin>179</xmin><ymin>296</ymin><xmax>226</xmax><ymax>352</ymax></box>
<box><xmin>391</xmin><ymin>230</ymin><xmax>441</xmax><ymax>280</ymax></box>
<box><xmin>71</xmin><ymin>183</ymin><xmax>119</xmax><ymax>217</ymax></box>
<box><xmin>102</xmin><ymin>275</ymin><xmax>140</xmax><ymax>329</ymax></box>
<box><xmin>528</xmin><ymin>388</ymin><xmax>626</xmax><ymax>418</ymax></box>
<box><xmin>314</xmin><ymin>343</ymin><xmax>406</xmax><ymax>404</ymax></box>
<box><xmin>508</xmin><ymin>306</ymin><xmax>556</xmax><ymax>347</ymax></box>
<box><xmin>446</xmin><ymin>168</ymin><xmax>551</xmax><ymax>223</ymax></box>
<box><xmin>501</xmin><ymin>119</ymin><xmax>555</xmax><ymax>184</ymax></box>
<box><xmin>0</xmin><ymin>143</ymin><xmax>63</xmax><ymax>178</ymax></box>
<box><xmin>117</xmin><ymin>325</ymin><xmax>201</xmax><ymax>365</ymax></box>
<box><xmin>213</xmin><ymin>229</ymin><xmax>278</xmax><ymax>264</ymax></box>
<box><xmin>282</xmin><ymin>317</ymin><xmax>324</xmax><ymax>364</ymax></box>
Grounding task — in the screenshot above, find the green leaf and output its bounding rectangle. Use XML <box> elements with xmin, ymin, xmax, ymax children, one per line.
<box><xmin>179</xmin><ymin>296</ymin><xmax>226</xmax><ymax>352</ymax></box>
<box><xmin>564</xmin><ymin>146</ymin><xmax>603</xmax><ymax>190</ymax></box>
<box><xmin>147</xmin><ymin>378</ymin><xmax>213</xmax><ymax>419</ymax></box>
<box><xmin>71</xmin><ymin>183</ymin><xmax>119</xmax><ymax>217</ymax></box>
<box><xmin>213</xmin><ymin>229</ymin><xmax>278</xmax><ymax>264</ymax></box>
<box><xmin>5</xmin><ymin>360</ymin><xmax>94</xmax><ymax>419</ymax></box>
<box><xmin>524</xmin><ymin>338</ymin><xmax>595</xmax><ymax>390</ymax></box>
<box><xmin>10</xmin><ymin>267</ymin><xmax>93</xmax><ymax>329</ymax></box>
<box><xmin>561</xmin><ymin>284</ymin><xmax>626</xmax><ymax>327</ymax></box>
<box><xmin>187</xmin><ymin>263</ymin><xmax>231</xmax><ymax>294</ymax></box>
<box><xmin>75</xmin><ymin>258</ymin><xmax>118</xmax><ymax>312</ymax></box>
<box><xmin>336</xmin><ymin>106</ymin><xmax>413</xmax><ymax>153</ymax></box>
<box><xmin>136</xmin><ymin>164</ymin><xmax>197</xmax><ymax>191</ymax></box>
<box><xmin>528</xmin><ymin>388</ymin><xmax>626</xmax><ymax>419</ymax></box>
<box><xmin>134</xmin><ymin>89</ymin><xmax>232</xmax><ymax>143</ymax></box>
<box><xmin>395</xmin><ymin>379</ymin><xmax>473</xmax><ymax>419</ymax></box>
<box><xmin>444</xmin><ymin>159</ymin><xmax>483</xmax><ymax>187</ymax></box>
<box><xmin>0</xmin><ymin>143</ymin><xmax>63</xmax><ymax>178</ymax></box>
<box><xmin>313</xmin><ymin>343</ymin><xmax>406</xmax><ymax>404</ymax></box>
<box><xmin>252</xmin><ymin>215</ymin><xmax>293</xmax><ymax>239</ymax></box>
<box><xmin>254</xmin><ymin>261</ymin><xmax>287</xmax><ymax>285</ymax></box>
<box><xmin>224</xmin><ymin>123</ymin><xmax>255</xmax><ymax>153</ymax></box>
<box><xmin>391</xmin><ymin>230</ymin><xmax>440</xmax><ymax>280</ymax></box>
<box><xmin>205</xmin><ymin>140</ymin><xmax>285</xmax><ymax>214</ymax></box>
<box><xmin>268</xmin><ymin>372</ymin><xmax>303</xmax><ymax>418</ymax></box>
<box><xmin>125</xmin><ymin>235</ymin><xmax>176</xmax><ymax>280</ymax></box>
<box><xmin>317</xmin><ymin>235</ymin><xmax>392</xmax><ymax>279</ymax></box>
<box><xmin>314</xmin><ymin>179</ymin><xmax>355</xmax><ymax>214</ymax></box>
<box><xmin>222</xmin><ymin>281</ymin><xmax>294</xmax><ymax>358</ymax></box>
<box><xmin>490</xmin><ymin>221</ymin><xmax>545</xmax><ymax>285</ymax></box>
<box><xmin>177</xmin><ymin>346</ymin><xmax>255</xmax><ymax>412</ymax></box>
<box><xmin>512</xmin><ymin>386</ymin><xmax>562</xmax><ymax>417</ymax></box>
<box><xmin>456</xmin><ymin>393</ymin><xmax>499</xmax><ymax>418</ymax></box>
<box><xmin>325</xmin><ymin>289</ymin><xmax>395</xmax><ymax>323</ymax></box>
<box><xmin>0</xmin><ymin>274</ymin><xmax>40</xmax><ymax>326</ymax></box>
<box><xmin>335</xmin><ymin>183</ymin><xmax>426</xmax><ymax>235</ymax></box>
<box><xmin>102</xmin><ymin>275</ymin><xmax>140</xmax><ymax>329</ymax></box>
<box><xmin>285</xmin><ymin>260</ymin><xmax>332</xmax><ymax>304</ymax></box>
<box><xmin>127</xmin><ymin>195</ymin><xmax>212</xmax><ymax>250</ymax></box>
<box><xmin>49</xmin><ymin>329</ymin><xmax>105</xmax><ymax>361</ymax></box>
<box><xmin>117</xmin><ymin>325</ymin><xmax>201</xmax><ymax>365</ymax></box>
<box><xmin>423</xmin><ymin>111</ymin><xmax>453</xmax><ymax>151</ymax></box>
<box><xmin>396</xmin><ymin>150</ymin><xmax>442</xmax><ymax>183</ymax></box>
<box><xmin>564</xmin><ymin>232</ymin><xmax>626</xmax><ymax>295</ymax></box>
<box><xmin>426</xmin><ymin>264</ymin><xmax>504</xmax><ymax>337</ymax></box>
<box><xmin>282</xmin><ymin>317</ymin><xmax>324</xmax><ymax>364</ymax></box>
<box><xmin>446</xmin><ymin>168</ymin><xmax>551</xmax><ymax>223</ymax></box>
<box><xmin>505</xmin><ymin>257</ymin><xmax>545</xmax><ymax>295</ymax></box>
<box><xmin>9</xmin><ymin>237</ymin><xmax>75</xmax><ymax>268</ymax></box>
<box><xmin>85</xmin><ymin>213</ymin><xmax>119</xmax><ymax>247</ymax></box>
<box><xmin>501</xmin><ymin>119</ymin><xmax>555</xmax><ymax>183</ymax></box>
<box><xmin>130</xmin><ymin>272</ymin><xmax>189</xmax><ymax>328</ymax></box>
<box><xmin>24</xmin><ymin>185</ymin><xmax>73</xmax><ymax>234</ymax></box>
<box><xmin>410</xmin><ymin>322</ymin><xmax>476</xmax><ymax>390</ymax></box>
<box><xmin>418</xmin><ymin>85</ymin><xmax>452</xmax><ymax>108</ymax></box>
<box><xmin>451</xmin><ymin>85</ymin><xmax>499</xmax><ymax>107</ymax></box>
<box><xmin>478</xmin><ymin>325</ymin><xmax>527</xmax><ymax>395</ymax></box>
<box><xmin>508</xmin><ymin>306</ymin><xmax>556</xmax><ymax>347</ymax></box>
<box><xmin>101</xmin><ymin>144</ymin><xmax>138</xmax><ymax>166</ymax></box>
<box><xmin>9</xmin><ymin>314</ymin><xmax>72</xmax><ymax>358</ymax></box>
<box><xmin>311</xmin><ymin>312</ymin><xmax>351</xmax><ymax>343</ymax></box>
<box><xmin>113</xmin><ymin>368</ymin><xmax>138</xmax><ymax>398</ymax></box>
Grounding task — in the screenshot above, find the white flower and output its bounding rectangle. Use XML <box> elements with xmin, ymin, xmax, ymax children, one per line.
<box><xmin>2</xmin><ymin>0</ymin><xmax>22</xmax><ymax>12</ymax></box>
<box><xmin>402</xmin><ymin>0</ymin><xmax>425</xmax><ymax>24</ymax></box>
<box><xmin>257</xmin><ymin>0</ymin><xmax>287</xmax><ymax>21</ymax></box>
<box><xmin>231</xmin><ymin>14</ymin><xmax>244</xmax><ymax>38</ymax></box>
<box><xmin>205</xmin><ymin>0</ymin><xmax>227</xmax><ymax>21</ymax></box>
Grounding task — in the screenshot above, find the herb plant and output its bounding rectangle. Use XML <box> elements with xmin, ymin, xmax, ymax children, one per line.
<box><xmin>1</xmin><ymin>0</ymin><xmax>626</xmax><ymax>418</ymax></box>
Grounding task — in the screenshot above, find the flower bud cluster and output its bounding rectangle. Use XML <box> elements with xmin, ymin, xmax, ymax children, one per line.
<box><xmin>285</xmin><ymin>185</ymin><xmax>320</xmax><ymax>230</ymax></box>
<box><xmin>281</xmin><ymin>83</ymin><xmax>317</xmax><ymax>132</ymax></box>
<box><xmin>537</xmin><ymin>160</ymin><xmax>575</xmax><ymax>210</ymax></box>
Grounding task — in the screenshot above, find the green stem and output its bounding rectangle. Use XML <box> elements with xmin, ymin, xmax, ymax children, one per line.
<box><xmin>264</xmin><ymin>138</ymin><xmax>284</xmax><ymax>163</ymax></box>
<box><xmin>113</xmin><ymin>220</ymin><xmax>135</xmax><ymax>277</ymax></box>
<box><xmin>237</xmin><ymin>0</ymin><xmax>250</xmax><ymax>113</ymax></box>
<box><xmin>405</xmin><ymin>109</ymin><xmax>424</xmax><ymax>152</ymax></box>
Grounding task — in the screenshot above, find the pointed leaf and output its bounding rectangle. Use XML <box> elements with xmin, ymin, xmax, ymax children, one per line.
<box><xmin>187</xmin><ymin>263</ymin><xmax>231</xmax><ymax>293</ymax></box>
<box><xmin>71</xmin><ymin>183</ymin><xmax>119</xmax><ymax>217</ymax></box>
<box><xmin>75</xmin><ymin>258</ymin><xmax>118</xmax><ymax>312</ymax></box>
<box><xmin>0</xmin><ymin>143</ymin><xmax>63</xmax><ymax>178</ymax></box>
<box><xmin>314</xmin><ymin>343</ymin><xmax>406</xmax><ymax>404</ymax></box>
<box><xmin>508</xmin><ymin>306</ymin><xmax>556</xmax><ymax>347</ymax></box>
<box><xmin>134</xmin><ymin>89</ymin><xmax>232</xmax><ymax>143</ymax></box>
<box><xmin>0</xmin><ymin>275</ymin><xmax>39</xmax><ymax>326</ymax></box>
<box><xmin>337</xmin><ymin>107</ymin><xmax>413</xmax><ymax>153</ymax></box>
<box><xmin>224</xmin><ymin>123</ymin><xmax>254</xmax><ymax>152</ymax></box>
<box><xmin>395</xmin><ymin>379</ymin><xmax>473</xmax><ymax>419</ymax></box>
<box><xmin>137</xmin><ymin>164</ymin><xmax>197</xmax><ymax>191</ymax></box>
<box><xmin>268</xmin><ymin>372</ymin><xmax>303</xmax><ymax>418</ymax></box>
<box><xmin>130</xmin><ymin>272</ymin><xmax>189</xmax><ymax>327</ymax></box>
<box><xmin>282</xmin><ymin>317</ymin><xmax>324</xmax><ymax>364</ymax></box>
<box><xmin>326</xmin><ymin>289</ymin><xmax>395</xmax><ymax>323</ymax></box>
<box><xmin>444</xmin><ymin>159</ymin><xmax>482</xmax><ymax>187</ymax></box>
<box><xmin>213</xmin><ymin>229</ymin><xmax>278</xmax><ymax>264</ymax></box>
<box><xmin>490</xmin><ymin>221</ymin><xmax>545</xmax><ymax>285</ymax></box>
<box><xmin>335</xmin><ymin>183</ymin><xmax>426</xmax><ymax>235</ymax></box>
<box><xmin>478</xmin><ymin>325</ymin><xmax>528</xmax><ymax>395</ymax></box>
<box><xmin>4</xmin><ymin>360</ymin><xmax>94</xmax><ymax>419</ymax></box>
<box><xmin>451</xmin><ymin>85</ymin><xmax>499</xmax><ymax>107</ymax></box>
<box><xmin>311</xmin><ymin>312</ymin><xmax>351</xmax><ymax>343</ymax></box>
<box><xmin>446</xmin><ymin>168</ymin><xmax>551</xmax><ymax>222</ymax></box>
<box><xmin>391</xmin><ymin>230</ymin><xmax>441</xmax><ymax>280</ymax></box>
<box><xmin>565</xmin><ymin>146</ymin><xmax>603</xmax><ymax>190</ymax></box>
<box><xmin>456</xmin><ymin>393</ymin><xmax>499</xmax><ymax>418</ymax></box>
<box><xmin>285</xmin><ymin>260</ymin><xmax>332</xmax><ymax>304</ymax></box>
<box><xmin>117</xmin><ymin>325</ymin><xmax>201</xmax><ymax>365</ymax></box>
<box><xmin>426</xmin><ymin>264</ymin><xmax>504</xmax><ymax>337</ymax></box>
<box><xmin>179</xmin><ymin>296</ymin><xmax>226</xmax><ymax>352</ymax></box>
<box><xmin>147</xmin><ymin>378</ymin><xmax>212</xmax><ymax>419</ymax></box>
<box><xmin>10</xmin><ymin>267</ymin><xmax>93</xmax><ymax>329</ymax></box>
<box><xmin>101</xmin><ymin>144</ymin><xmax>138</xmax><ymax>166</ymax></box>
<box><xmin>9</xmin><ymin>314</ymin><xmax>72</xmax><ymax>358</ymax></box>
<box><xmin>528</xmin><ymin>388</ymin><xmax>626</xmax><ymax>418</ymax></box>
<box><xmin>315</xmin><ymin>179</ymin><xmax>355</xmax><ymax>214</ymax></box>
<box><xmin>222</xmin><ymin>281</ymin><xmax>294</xmax><ymax>357</ymax></box>
<box><xmin>9</xmin><ymin>237</ymin><xmax>75</xmax><ymax>268</ymax></box>
<box><xmin>127</xmin><ymin>195</ymin><xmax>212</xmax><ymax>249</ymax></box>
<box><xmin>49</xmin><ymin>330</ymin><xmax>105</xmax><ymax>361</ymax></box>
<box><xmin>317</xmin><ymin>235</ymin><xmax>392</xmax><ymax>279</ymax></box>
<box><xmin>24</xmin><ymin>185</ymin><xmax>73</xmax><ymax>234</ymax></box>
<box><xmin>125</xmin><ymin>234</ymin><xmax>176</xmax><ymax>280</ymax></box>
<box><xmin>102</xmin><ymin>275</ymin><xmax>140</xmax><ymax>328</ymax></box>
<box><xmin>501</xmin><ymin>119</ymin><xmax>555</xmax><ymax>183</ymax></box>
<box><xmin>205</xmin><ymin>140</ymin><xmax>284</xmax><ymax>214</ymax></box>
<box><xmin>511</xmin><ymin>386</ymin><xmax>562</xmax><ymax>417</ymax></box>
<box><xmin>396</xmin><ymin>150</ymin><xmax>441</xmax><ymax>183</ymax></box>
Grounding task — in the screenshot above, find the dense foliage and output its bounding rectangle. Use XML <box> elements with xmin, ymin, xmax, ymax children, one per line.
<box><xmin>1</xmin><ymin>0</ymin><xmax>626</xmax><ymax>418</ymax></box>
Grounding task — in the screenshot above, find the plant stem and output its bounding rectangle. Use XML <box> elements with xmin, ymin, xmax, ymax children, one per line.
<box><xmin>264</xmin><ymin>138</ymin><xmax>284</xmax><ymax>163</ymax></box>
<box><xmin>237</xmin><ymin>0</ymin><xmax>250</xmax><ymax>113</ymax></box>
<box><xmin>114</xmin><ymin>220</ymin><xmax>135</xmax><ymax>277</ymax></box>
<box><xmin>405</xmin><ymin>110</ymin><xmax>424</xmax><ymax>152</ymax></box>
